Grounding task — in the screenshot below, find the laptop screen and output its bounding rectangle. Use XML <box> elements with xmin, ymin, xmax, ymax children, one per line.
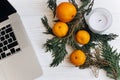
<box><xmin>0</xmin><ymin>0</ymin><xmax>16</xmax><ymax>22</ymax></box>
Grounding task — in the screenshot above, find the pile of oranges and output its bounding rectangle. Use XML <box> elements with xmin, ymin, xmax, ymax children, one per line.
<box><xmin>52</xmin><ymin>2</ymin><xmax>91</xmax><ymax>66</ymax></box>
<box><xmin>52</xmin><ymin>2</ymin><xmax>77</xmax><ymax>38</ymax></box>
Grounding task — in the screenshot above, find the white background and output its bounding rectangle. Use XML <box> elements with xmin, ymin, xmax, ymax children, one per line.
<box><xmin>9</xmin><ymin>0</ymin><xmax>120</xmax><ymax>80</ymax></box>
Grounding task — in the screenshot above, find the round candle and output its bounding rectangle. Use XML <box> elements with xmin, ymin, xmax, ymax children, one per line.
<box><xmin>85</xmin><ymin>8</ymin><xmax>112</xmax><ymax>33</ymax></box>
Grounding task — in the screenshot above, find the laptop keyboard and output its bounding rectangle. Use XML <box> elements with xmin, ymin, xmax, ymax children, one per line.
<box><xmin>0</xmin><ymin>24</ymin><xmax>21</xmax><ymax>60</ymax></box>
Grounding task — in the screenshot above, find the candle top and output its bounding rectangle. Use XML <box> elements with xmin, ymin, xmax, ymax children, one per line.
<box><xmin>85</xmin><ymin>8</ymin><xmax>112</xmax><ymax>33</ymax></box>
<box><xmin>89</xmin><ymin>12</ymin><xmax>108</xmax><ymax>31</ymax></box>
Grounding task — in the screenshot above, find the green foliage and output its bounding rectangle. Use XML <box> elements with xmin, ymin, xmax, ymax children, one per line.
<box><xmin>41</xmin><ymin>16</ymin><xmax>53</xmax><ymax>34</ymax></box>
<box><xmin>41</xmin><ymin>0</ymin><xmax>120</xmax><ymax>80</ymax></box>
<box><xmin>79</xmin><ymin>42</ymin><xmax>120</xmax><ymax>80</ymax></box>
<box><xmin>47</xmin><ymin>0</ymin><xmax>57</xmax><ymax>17</ymax></box>
<box><xmin>44</xmin><ymin>37</ymin><xmax>67</xmax><ymax>67</ymax></box>
<box><xmin>102</xmin><ymin>43</ymin><xmax>120</xmax><ymax>80</ymax></box>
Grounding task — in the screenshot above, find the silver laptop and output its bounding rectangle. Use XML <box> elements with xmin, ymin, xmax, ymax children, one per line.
<box><xmin>0</xmin><ymin>0</ymin><xmax>42</xmax><ymax>80</ymax></box>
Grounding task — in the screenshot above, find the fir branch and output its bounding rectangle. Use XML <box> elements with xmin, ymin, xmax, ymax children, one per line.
<box><xmin>90</xmin><ymin>32</ymin><xmax>118</xmax><ymax>42</ymax></box>
<box><xmin>44</xmin><ymin>37</ymin><xmax>60</xmax><ymax>52</ymax></box>
<box><xmin>81</xmin><ymin>42</ymin><xmax>120</xmax><ymax>80</ymax></box>
<box><xmin>44</xmin><ymin>37</ymin><xmax>68</xmax><ymax>67</ymax></box>
<box><xmin>101</xmin><ymin>43</ymin><xmax>120</xmax><ymax>80</ymax></box>
<box><xmin>47</xmin><ymin>0</ymin><xmax>57</xmax><ymax>17</ymax></box>
<box><xmin>41</xmin><ymin>16</ymin><xmax>53</xmax><ymax>35</ymax></box>
<box><xmin>67</xmin><ymin>35</ymin><xmax>81</xmax><ymax>50</ymax></box>
<box><xmin>79</xmin><ymin>47</ymin><xmax>109</xmax><ymax>69</ymax></box>
<box><xmin>78</xmin><ymin>0</ymin><xmax>91</xmax><ymax>11</ymax></box>
<box><xmin>86</xmin><ymin>0</ymin><xmax>94</xmax><ymax>15</ymax></box>
<box><xmin>81</xmin><ymin>41</ymin><xmax>96</xmax><ymax>53</ymax></box>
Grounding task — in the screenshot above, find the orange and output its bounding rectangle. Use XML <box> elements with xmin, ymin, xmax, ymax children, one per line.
<box><xmin>56</xmin><ymin>2</ymin><xmax>77</xmax><ymax>23</ymax></box>
<box><xmin>52</xmin><ymin>22</ymin><xmax>69</xmax><ymax>38</ymax></box>
<box><xmin>70</xmin><ymin>50</ymin><xmax>86</xmax><ymax>66</ymax></box>
<box><xmin>76</xmin><ymin>30</ymin><xmax>90</xmax><ymax>45</ymax></box>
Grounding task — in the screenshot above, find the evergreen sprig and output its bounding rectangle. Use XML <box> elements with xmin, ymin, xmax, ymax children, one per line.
<box><xmin>47</xmin><ymin>0</ymin><xmax>57</xmax><ymax>17</ymax></box>
<box><xmin>44</xmin><ymin>37</ymin><xmax>67</xmax><ymax>67</ymax></box>
<box><xmin>41</xmin><ymin>16</ymin><xmax>53</xmax><ymax>34</ymax></box>
<box><xmin>79</xmin><ymin>42</ymin><xmax>120</xmax><ymax>80</ymax></box>
<box><xmin>41</xmin><ymin>0</ymin><xmax>120</xmax><ymax>80</ymax></box>
<box><xmin>102</xmin><ymin>43</ymin><xmax>120</xmax><ymax>80</ymax></box>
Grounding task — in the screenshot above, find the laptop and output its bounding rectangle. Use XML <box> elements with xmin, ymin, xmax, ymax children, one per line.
<box><xmin>0</xmin><ymin>0</ymin><xmax>42</xmax><ymax>80</ymax></box>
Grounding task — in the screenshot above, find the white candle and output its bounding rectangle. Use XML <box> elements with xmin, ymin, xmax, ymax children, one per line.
<box><xmin>85</xmin><ymin>8</ymin><xmax>112</xmax><ymax>33</ymax></box>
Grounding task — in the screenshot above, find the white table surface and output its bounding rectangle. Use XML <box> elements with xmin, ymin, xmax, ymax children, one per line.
<box><xmin>8</xmin><ymin>0</ymin><xmax>120</xmax><ymax>80</ymax></box>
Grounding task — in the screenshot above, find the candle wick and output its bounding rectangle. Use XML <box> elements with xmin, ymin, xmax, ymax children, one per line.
<box><xmin>98</xmin><ymin>20</ymin><xmax>102</xmax><ymax>22</ymax></box>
